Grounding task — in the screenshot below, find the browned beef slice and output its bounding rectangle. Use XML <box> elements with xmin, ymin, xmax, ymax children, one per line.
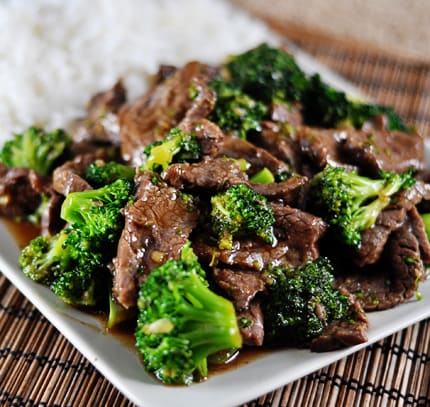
<box><xmin>212</xmin><ymin>268</ymin><xmax>266</xmax><ymax>311</ymax></box>
<box><xmin>383</xmin><ymin>210</ymin><xmax>427</xmax><ymax>299</ymax></box>
<box><xmin>335</xmin><ymin>209</ymin><xmax>427</xmax><ymax>311</ymax></box>
<box><xmin>71</xmin><ymin>80</ymin><xmax>126</xmax><ymax>147</ymax></box>
<box><xmin>178</xmin><ymin>118</ymin><xmax>225</xmax><ymax>157</ymax></box>
<box><xmin>407</xmin><ymin>206</ymin><xmax>430</xmax><ymax>263</ymax></box>
<box><xmin>295</xmin><ymin>126</ymin><xmax>348</xmax><ymax>173</ymax></box>
<box><xmin>255</xmin><ymin>121</ymin><xmax>300</xmax><ymax>170</ymax></box>
<box><xmin>216</xmin><ymin>136</ymin><xmax>291</xmax><ymax>177</ymax></box>
<box><xmin>353</xmin><ymin>181</ymin><xmax>430</xmax><ymax>267</ymax></box>
<box><xmin>340</xmin><ymin>128</ymin><xmax>425</xmax><ymax>176</ymax></box>
<box><xmin>112</xmin><ymin>172</ymin><xmax>200</xmax><ymax>308</ymax></box>
<box><xmin>40</xmin><ymin>193</ymin><xmax>65</xmax><ymax>236</ymax></box>
<box><xmin>52</xmin><ymin>154</ymin><xmax>96</xmax><ymax>195</ymax></box>
<box><xmin>335</xmin><ymin>269</ymin><xmax>405</xmax><ymax>312</ymax></box>
<box><xmin>236</xmin><ymin>300</ymin><xmax>265</xmax><ymax>346</ymax></box>
<box><xmin>271</xmin><ymin>204</ymin><xmax>327</xmax><ymax>266</ymax></box>
<box><xmin>353</xmin><ymin>207</ymin><xmax>406</xmax><ymax>267</ymax></box>
<box><xmin>119</xmin><ymin>62</ymin><xmax>216</xmax><ymax>165</ymax></box>
<box><xmin>0</xmin><ymin>164</ymin><xmax>50</xmax><ymax>218</ymax></box>
<box><xmin>163</xmin><ymin>156</ymin><xmax>248</xmax><ymax>191</ymax></box>
<box><xmin>194</xmin><ymin>205</ymin><xmax>326</xmax><ymax>271</ymax></box>
<box><xmin>193</xmin><ymin>236</ymin><xmax>290</xmax><ymax>271</ymax></box>
<box><xmin>250</xmin><ymin>174</ymin><xmax>308</xmax><ymax>206</ymax></box>
<box><xmin>311</xmin><ymin>288</ymin><xmax>368</xmax><ymax>352</ymax></box>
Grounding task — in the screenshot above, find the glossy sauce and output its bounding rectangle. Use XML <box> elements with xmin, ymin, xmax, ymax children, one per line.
<box><xmin>4</xmin><ymin>218</ymin><xmax>40</xmax><ymax>249</ymax></box>
<box><xmin>6</xmin><ymin>219</ymin><xmax>266</xmax><ymax>379</ymax></box>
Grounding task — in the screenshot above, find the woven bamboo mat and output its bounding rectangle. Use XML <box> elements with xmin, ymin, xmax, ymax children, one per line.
<box><xmin>2</xmin><ymin>29</ymin><xmax>430</xmax><ymax>407</ymax></box>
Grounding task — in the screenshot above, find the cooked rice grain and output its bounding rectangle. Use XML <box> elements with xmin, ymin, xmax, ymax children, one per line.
<box><xmin>0</xmin><ymin>0</ymin><xmax>278</xmax><ymax>143</ymax></box>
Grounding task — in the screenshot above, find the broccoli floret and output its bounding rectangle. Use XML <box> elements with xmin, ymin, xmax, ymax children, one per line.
<box><xmin>85</xmin><ymin>160</ymin><xmax>135</xmax><ymax>187</ymax></box>
<box><xmin>310</xmin><ymin>165</ymin><xmax>416</xmax><ymax>248</ymax></box>
<box><xmin>225</xmin><ymin>43</ymin><xmax>308</xmax><ymax>104</ymax></box>
<box><xmin>19</xmin><ymin>229</ymin><xmax>70</xmax><ymax>283</ymax></box>
<box><xmin>0</xmin><ymin>126</ymin><xmax>71</xmax><ymax>175</ymax></box>
<box><xmin>301</xmin><ymin>74</ymin><xmax>410</xmax><ymax>131</ymax></box>
<box><xmin>249</xmin><ymin>167</ymin><xmax>275</xmax><ymax>184</ymax></box>
<box><xmin>142</xmin><ymin>127</ymin><xmax>201</xmax><ymax>173</ymax></box>
<box><xmin>135</xmin><ymin>243</ymin><xmax>242</xmax><ymax>385</ymax></box>
<box><xmin>421</xmin><ymin>213</ymin><xmax>430</xmax><ymax>242</ymax></box>
<box><xmin>262</xmin><ymin>257</ymin><xmax>350</xmax><ymax>347</ymax></box>
<box><xmin>19</xmin><ymin>227</ymin><xmax>108</xmax><ymax>306</ymax></box>
<box><xmin>20</xmin><ymin>177</ymin><xmax>133</xmax><ymax>307</ymax></box>
<box><xmin>208</xmin><ymin>78</ymin><xmax>267</xmax><ymax>139</ymax></box>
<box><xmin>60</xmin><ymin>178</ymin><xmax>133</xmax><ymax>242</ymax></box>
<box><xmin>210</xmin><ymin>183</ymin><xmax>276</xmax><ymax>250</ymax></box>
<box><xmin>301</xmin><ymin>74</ymin><xmax>351</xmax><ymax>128</ymax></box>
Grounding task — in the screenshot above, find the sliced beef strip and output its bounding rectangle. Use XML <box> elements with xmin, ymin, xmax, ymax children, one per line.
<box><xmin>353</xmin><ymin>207</ymin><xmax>407</xmax><ymax>267</ymax></box>
<box><xmin>119</xmin><ymin>61</ymin><xmax>217</xmax><ymax>166</ymax></box>
<box><xmin>216</xmin><ymin>136</ymin><xmax>291</xmax><ymax>177</ymax></box>
<box><xmin>250</xmin><ymin>174</ymin><xmax>308</xmax><ymax>206</ymax></box>
<box><xmin>352</xmin><ymin>180</ymin><xmax>430</xmax><ymax>267</ymax></box>
<box><xmin>178</xmin><ymin>118</ymin><xmax>226</xmax><ymax>157</ymax></box>
<box><xmin>294</xmin><ymin>126</ymin><xmax>349</xmax><ymax>176</ymax></box>
<box><xmin>212</xmin><ymin>268</ymin><xmax>266</xmax><ymax>311</ymax></box>
<box><xmin>163</xmin><ymin>156</ymin><xmax>248</xmax><ymax>191</ymax></box>
<box><xmin>70</xmin><ymin>80</ymin><xmax>126</xmax><ymax>149</ymax></box>
<box><xmin>383</xmin><ymin>210</ymin><xmax>427</xmax><ymax>298</ymax></box>
<box><xmin>40</xmin><ymin>193</ymin><xmax>65</xmax><ymax>236</ymax></box>
<box><xmin>0</xmin><ymin>164</ymin><xmax>50</xmax><ymax>218</ymax></box>
<box><xmin>271</xmin><ymin>203</ymin><xmax>327</xmax><ymax>265</ymax></box>
<box><xmin>334</xmin><ymin>268</ymin><xmax>405</xmax><ymax>312</ymax></box>
<box><xmin>310</xmin><ymin>288</ymin><xmax>368</xmax><ymax>352</ymax></box>
<box><xmin>236</xmin><ymin>300</ymin><xmax>265</xmax><ymax>347</ymax></box>
<box><xmin>112</xmin><ymin>172</ymin><xmax>200</xmax><ymax>309</ymax></box>
<box><xmin>340</xmin><ymin>128</ymin><xmax>425</xmax><ymax>176</ymax></box>
<box><xmin>194</xmin><ymin>205</ymin><xmax>326</xmax><ymax>271</ymax></box>
<box><xmin>254</xmin><ymin>121</ymin><xmax>300</xmax><ymax>171</ymax></box>
<box><xmin>52</xmin><ymin>154</ymin><xmax>97</xmax><ymax>195</ymax></box>
<box><xmin>407</xmin><ymin>205</ymin><xmax>430</xmax><ymax>263</ymax></box>
<box><xmin>334</xmin><ymin>209</ymin><xmax>428</xmax><ymax>311</ymax></box>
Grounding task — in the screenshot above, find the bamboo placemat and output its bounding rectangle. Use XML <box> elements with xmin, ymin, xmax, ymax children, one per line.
<box><xmin>1</xmin><ymin>31</ymin><xmax>430</xmax><ymax>407</ymax></box>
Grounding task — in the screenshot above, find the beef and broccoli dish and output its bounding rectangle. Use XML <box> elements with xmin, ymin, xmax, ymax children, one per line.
<box><xmin>1</xmin><ymin>44</ymin><xmax>429</xmax><ymax>385</ymax></box>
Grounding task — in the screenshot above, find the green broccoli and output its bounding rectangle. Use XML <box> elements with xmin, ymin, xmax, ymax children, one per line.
<box><xmin>210</xmin><ymin>183</ymin><xmax>276</xmax><ymax>250</ymax></box>
<box><xmin>85</xmin><ymin>160</ymin><xmax>135</xmax><ymax>187</ymax></box>
<box><xmin>262</xmin><ymin>257</ymin><xmax>350</xmax><ymax>347</ymax></box>
<box><xmin>142</xmin><ymin>127</ymin><xmax>201</xmax><ymax>173</ymax></box>
<box><xmin>420</xmin><ymin>213</ymin><xmax>430</xmax><ymax>242</ymax></box>
<box><xmin>19</xmin><ymin>227</ymin><xmax>108</xmax><ymax>306</ymax></box>
<box><xmin>0</xmin><ymin>126</ymin><xmax>71</xmax><ymax>175</ymax></box>
<box><xmin>225</xmin><ymin>43</ymin><xmax>308</xmax><ymax>104</ymax></box>
<box><xmin>249</xmin><ymin>167</ymin><xmax>275</xmax><ymax>184</ymax></box>
<box><xmin>310</xmin><ymin>165</ymin><xmax>416</xmax><ymax>248</ymax></box>
<box><xmin>107</xmin><ymin>291</ymin><xmax>137</xmax><ymax>329</ymax></box>
<box><xmin>20</xmin><ymin>178</ymin><xmax>134</xmax><ymax>307</ymax></box>
<box><xmin>301</xmin><ymin>73</ymin><xmax>410</xmax><ymax>131</ymax></box>
<box><xmin>208</xmin><ymin>77</ymin><xmax>267</xmax><ymax>139</ymax></box>
<box><xmin>60</xmin><ymin>178</ymin><xmax>133</xmax><ymax>242</ymax></box>
<box><xmin>19</xmin><ymin>229</ymin><xmax>70</xmax><ymax>284</ymax></box>
<box><xmin>135</xmin><ymin>243</ymin><xmax>242</xmax><ymax>385</ymax></box>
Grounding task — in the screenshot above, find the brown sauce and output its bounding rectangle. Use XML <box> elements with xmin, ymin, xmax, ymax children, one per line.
<box><xmin>3</xmin><ymin>218</ymin><xmax>40</xmax><ymax>249</ymax></box>
<box><xmin>5</xmin><ymin>219</ymin><xmax>267</xmax><ymax>379</ymax></box>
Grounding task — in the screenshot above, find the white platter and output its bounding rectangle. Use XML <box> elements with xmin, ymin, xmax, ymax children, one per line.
<box><xmin>1</xmin><ymin>47</ymin><xmax>430</xmax><ymax>407</ymax></box>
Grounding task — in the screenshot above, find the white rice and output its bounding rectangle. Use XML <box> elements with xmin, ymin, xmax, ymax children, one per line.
<box><xmin>0</xmin><ymin>0</ymin><xmax>279</xmax><ymax>144</ymax></box>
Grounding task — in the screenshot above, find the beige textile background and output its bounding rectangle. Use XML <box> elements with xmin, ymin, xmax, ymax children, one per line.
<box><xmin>235</xmin><ymin>0</ymin><xmax>430</xmax><ymax>61</ymax></box>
